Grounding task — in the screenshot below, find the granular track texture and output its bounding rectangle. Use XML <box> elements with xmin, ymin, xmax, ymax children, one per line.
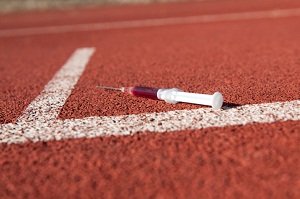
<box><xmin>0</xmin><ymin>121</ymin><xmax>299</xmax><ymax>198</ymax></box>
<box><xmin>59</xmin><ymin>16</ymin><xmax>300</xmax><ymax>119</ymax></box>
<box><xmin>1</xmin><ymin>0</ymin><xmax>300</xmax><ymax>198</ymax></box>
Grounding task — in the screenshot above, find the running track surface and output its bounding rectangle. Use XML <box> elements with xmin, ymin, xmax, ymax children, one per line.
<box><xmin>0</xmin><ymin>0</ymin><xmax>300</xmax><ymax>198</ymax></box>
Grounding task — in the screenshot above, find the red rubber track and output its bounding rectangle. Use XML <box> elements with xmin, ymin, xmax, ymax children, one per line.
<box><xmin>0</xmin><ymin>0</ymin><xmax>300</xmax><ymax>198</ymax></box>
<box><xmin>1</xmin><ymin>10</ymin><xmax>300</xmax><ymax>122</ymax></box>
<box><xmin>1</xmin><ymin>0</ymin><xmax>300</xmax><ymax>29</ymax></box>
<box><xmin>0</xmin><ymin>121</ymin><xmax>299</xmax><ymax>198</ymax></box>
<box><xmin>59</xmin><ymin>16</ymin><xmax>300</xmax><ymax>119</ymax></box>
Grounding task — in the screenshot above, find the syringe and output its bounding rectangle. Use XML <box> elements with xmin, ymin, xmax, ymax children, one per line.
<box><xmin>96</xmin><ymin>86</ymin><xmax>223</xmax><ymax>109</ymax></box>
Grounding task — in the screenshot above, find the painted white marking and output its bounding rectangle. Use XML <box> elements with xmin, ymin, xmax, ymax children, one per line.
<box><xmin>0</xmin><ymin>100</ymin><xmax>299</xmax><ymax>144</ymax></box>
<box><xmin>0</xmin><ymin>47</ymin><xmax>299</xmax><ymax>144</ymax></box>
<box><xmin>17</xmin><ymin>48</ymin><xmax>95</xmax><ymax>123</ymax></box>
<box><xmin>1</xmin><ymin>8</ymin><xmax>300</xmax><ymax>37</ymax></box>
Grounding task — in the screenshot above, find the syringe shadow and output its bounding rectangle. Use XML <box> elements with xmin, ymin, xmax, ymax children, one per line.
<box><xmin>222</xmin><ymin>102</ymin><xmax>242</xmax><ymax>110</ymax></box>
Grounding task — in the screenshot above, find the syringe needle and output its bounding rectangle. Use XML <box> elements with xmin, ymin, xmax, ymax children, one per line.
<box><xmin>96</xmin><ymin>86</ymin><xmax>123</xmax><ymax>91</ymax></box>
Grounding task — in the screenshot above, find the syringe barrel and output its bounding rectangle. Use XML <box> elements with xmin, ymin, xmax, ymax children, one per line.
<box><xmin>130</xmin><ymin>86</ymin><xmax>159</xmax><ymax>100</ymax></box>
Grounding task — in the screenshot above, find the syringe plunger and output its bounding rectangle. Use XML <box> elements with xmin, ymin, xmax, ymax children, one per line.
<box><xmin>157</xmin><ymin>88</ymin><xmax>223</xmax><ymax>109</ymax></box>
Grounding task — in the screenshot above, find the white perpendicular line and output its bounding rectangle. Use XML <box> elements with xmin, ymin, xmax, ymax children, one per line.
<box><xmin>1</xmin><ymin>8</ymin><xmax>300</xmax><ymax>37</ymax></box>
<box><xmin>16</xmin><ymin>47</ymin><xmax>95</xmax><ymax>123</ymax></box>
<box><xmin>0</xmin><ymin>100</ymin><xmax>299</xmax><ymax>144</ymax></box>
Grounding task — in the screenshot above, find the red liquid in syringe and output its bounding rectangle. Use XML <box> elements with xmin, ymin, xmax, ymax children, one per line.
<box><xmin>125</xmin><ymin>86</ymin><xmax>159</xmax><ymax>100</ymax></box>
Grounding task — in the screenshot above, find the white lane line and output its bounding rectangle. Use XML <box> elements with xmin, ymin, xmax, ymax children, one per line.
<box><xmin>1</xmin><ymin>8</ymin><xmax>300</xmax><ymax>37</ymax></box>
<box><xmin>0</xmin><ymin>100</ymin><xmax>299</xmax><ymax>144</ymax></box>
<box><xmin>16</xmin><ymin>48</ymin><xmax>95</xmax><ymax>123</ymax></box>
